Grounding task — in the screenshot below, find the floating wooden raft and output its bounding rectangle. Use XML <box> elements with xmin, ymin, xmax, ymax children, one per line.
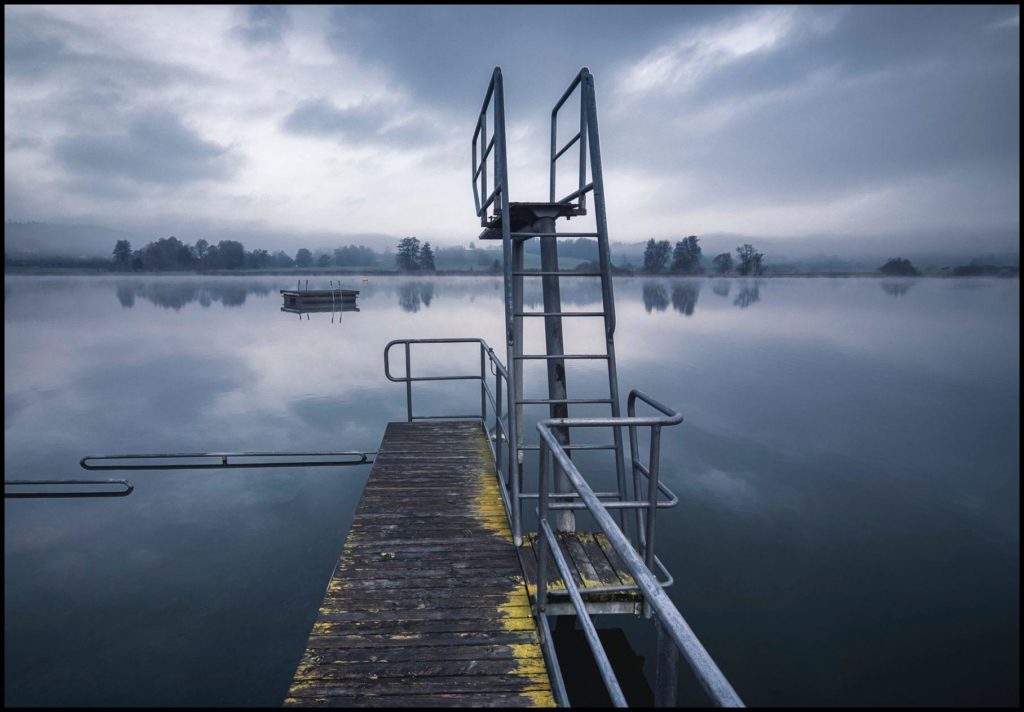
<box><xmin>285</xmin><ymin>421</ymin><xmax>555</xmax><ymax>708</ymax></box>
<box><xmin>281</xmin><ymin>289</ymin><xmax>359</xmax><ymax>309</ymax></box>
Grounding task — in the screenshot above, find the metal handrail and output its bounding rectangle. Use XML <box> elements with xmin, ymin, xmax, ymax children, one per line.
<box><xmin>384</xmin><ymin>338</ymin><xmax>515</xmax><ymax>522</ymax></box>
<box><xmin>534</xmin><ymin>390</ymin><xmax>744</xmax><ymax>707</ymax></box>
<box><xmin>472</xmin><ymin>67</ymin><xmax>509</xmax><ymax>227</ymax></box>
<box><xmin>550</xmin><ymin>67</ymin><xmax>590</xmax><ymax>209</ymax></box>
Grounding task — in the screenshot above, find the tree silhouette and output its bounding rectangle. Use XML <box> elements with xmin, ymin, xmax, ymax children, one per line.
<box><xmin>642</xmin><ymin>239</ymin><xmax>671</xmax><ymax>273</ymax></box>
<box><xmin>295</xmin><ymin>248</ymin><xmax>313</xmax><ymax>267</ymax></box>
<box><xmin>670</xmin><ymin>236</ymin><xmax>703</xmax><ymax>273</ymax></box>
<box><xmin>735</xmin><ymin>244</ymin><xmax>765</xmax><ymax>276</ymax></box>
<box><xmin>713</xmin><ymin>252</ymin><xmax>733</xmax><ymax>275</ymax></box>
<box><xmin>113</xmin><ymin>240</ymin><xmax>133</xmax><ymax>271</ymax></box>
<box><xmin>396</xmin><ymin>237</ymin><xmax>422</xmax><ymax>271</ymax></box>
<box><xmin>878</xmin><ymin>257</ymin><xmax>920</xmax><ymax>276</ymax></box>
<box><xmin>420</xmin><ymin>241</ymin><xmax>436</xmax><ymax>272</ymax></box>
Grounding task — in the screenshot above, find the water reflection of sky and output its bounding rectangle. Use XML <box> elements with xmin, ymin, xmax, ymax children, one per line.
<box><xmin>4</xmin><ymin>275</ymin><xmax>1020</xmax><ymax>706</ymax></box>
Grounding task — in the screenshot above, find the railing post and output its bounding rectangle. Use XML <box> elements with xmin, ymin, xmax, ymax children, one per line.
<box><xmin>578</xmin><ymin>77</ymin><xmax>588</xmax><ymax>213</ymax></box>
<box><xmin>628</xmin><ymin>395</ymin><xmax>645</xmax><ymax>549</ymax></box>
<box><xmin>643</xmin><ymin>424</ymin><xmax>662</xmax><ymax>619</ymax></box>
<box><xmin>654</xmin><ymin>617</ymin><xmax>680</xmax><ymax>707</ymax></box>
<box><xmin>480</xmin><ymin>344</ymin><xmax>487</xmax><ymax>422</ymax></box>
<box><xmin>549</xmin><ymin>99</ymin><xmax>557</xmax><ymax>203</ymax></box>
<box><xmin>496</xmin><ymin>368</ymin><xmax>504</xmax><ymax>485</ymax></box>
<box><xmin>537</xmin><ymin>441</ymin><xmax>550</xmax><ymax>613</ymax></box>
<box><xmin>404</xmin><ymin>342</ymin><xmax>413</xmax><ymax>422</ymax></box>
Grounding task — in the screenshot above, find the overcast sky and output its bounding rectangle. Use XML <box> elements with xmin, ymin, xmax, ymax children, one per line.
<box><xmin>4</xmin><ymin>4</ymin><xmax>1020</xmax><ymax>250</ymax></box>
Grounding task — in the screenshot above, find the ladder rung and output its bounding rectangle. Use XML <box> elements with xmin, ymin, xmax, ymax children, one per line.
<box><xmin>516</xmin><ymin>398</ymin><xmax>614</xmax><ymax>405</ymax></box>
<box><xmin>508</xmin><ymin>232</ymin><xmax>599</xmax><ymax>238</ymax></box>
<box><xmin>520</xmin><ymin>444</ymin><xmax>619</xmax><ymax>451</ymax></box>
<box><xmin>514</xmin><ymin>354</ymin><xmax>609</xmax><ymax>360</ymax></box>
<box><xmin>514</xmin><ymin>311</ymin><xmax>605</xmax><ymax>317</ymax></box>
<box><xmin>512</xmin><ymin>271</ymin><xmax>603</xmax><ymax>277</ymax></box>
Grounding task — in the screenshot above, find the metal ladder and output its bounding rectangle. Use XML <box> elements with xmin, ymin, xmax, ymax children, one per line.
<box><xmin>472</xmin><ymin>67</ymin><xmax>626</xmax><ymax>545</ymax></box>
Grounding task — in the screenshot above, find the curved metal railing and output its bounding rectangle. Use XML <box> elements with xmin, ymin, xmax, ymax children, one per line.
<box><xmin>550</xmin><ymin>67</ymin><xmax>593</xmax><ymax>209</ymax></box>
<box><xmin>384</xmin><ymin>338</ymin><xmax>515</xmax><ymax>521</ymax></box>
<box><xmin>534</xmin><ymin>391</ymin><xmax>744</xmax><ymax>707</ymax></box>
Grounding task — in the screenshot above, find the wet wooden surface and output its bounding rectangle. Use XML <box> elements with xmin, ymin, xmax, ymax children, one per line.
<box><xmin>285</xmin><ymin>421</ymin><xmax>555</xmax><ymax>708</ymax></box>
<box><xmin>518</xmin><ymin>531</ymin><xmax>641</xmax><ymax>616</ymax></box>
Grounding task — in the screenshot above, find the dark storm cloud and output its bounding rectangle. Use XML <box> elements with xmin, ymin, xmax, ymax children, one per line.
<box><xmin>323</xmin><ymin>5</ymin><xmax>739</xmax><ymax>111</ymax></box>
<box><xmin>228</xmin><ymin>5</ymin><xmax>291</xmax><ymax>49</ymax></box>
<box><xmin>282</xmin><ymin>98</ymin><xmax>448</xmax><ymax>147</ymax></box>
<box><xmin>602</xmin><ymin>5</ymin><xmax>1020</xmax><ymax>207</ymax></box>
<box><xmin>54</xmin><ymin>110</ymin><xmax>239</xmax><ymax>187</ymax></box>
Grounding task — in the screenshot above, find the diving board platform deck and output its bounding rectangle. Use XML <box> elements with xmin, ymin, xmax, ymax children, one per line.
<box><xmin>285</xmin><ymin>421</ymin><xmax>556</xmax><ymax>708</ymax></box>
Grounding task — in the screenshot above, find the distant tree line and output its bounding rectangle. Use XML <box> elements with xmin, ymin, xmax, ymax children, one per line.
<box><xmin>110</xmin><ymin>237</ymin><xmax>388</xmax><ymax>272</ymax></box>
<box><xmin>641</xmin><ymin>236</ymin><xmax>766</xmax><ymax>276</ymax></box>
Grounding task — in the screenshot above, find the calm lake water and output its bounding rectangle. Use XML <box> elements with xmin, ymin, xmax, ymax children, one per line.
<box><xmin>4</xmin><ymin>274</ymin><xmax>1019</xmax><ymax>706</ymax></box>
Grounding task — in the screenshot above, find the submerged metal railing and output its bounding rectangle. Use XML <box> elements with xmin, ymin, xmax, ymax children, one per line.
<box><xmin>9</xmin><ymin>451</ymin><xmax>377</xmax><ymax>500</ymax></box>
<box><xmin>5</xmin><ymin>479</ymin><xmax>134</xmax><ymax>498</ymax></box>
<box><xmin>80</xmin><ymin>451</ymin><xmax>371</xmax><ymax>470</ymax></box>
<box><xmin>535</xmin><ymin>391</ymin><xmax>744</xmax><ymax>707</ymax></box>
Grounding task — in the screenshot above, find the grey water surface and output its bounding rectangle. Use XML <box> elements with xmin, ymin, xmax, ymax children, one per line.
<box><xmin>4</xmin><ymin>274</ymin><xmax>1019</xmax><ymax>706</ymax></box>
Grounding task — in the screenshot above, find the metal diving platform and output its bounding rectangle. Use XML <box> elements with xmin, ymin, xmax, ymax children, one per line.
<box><xmin>43</xmin><ymin>66</ymin><xmax>745</xmax><ymax>708</ymax></box>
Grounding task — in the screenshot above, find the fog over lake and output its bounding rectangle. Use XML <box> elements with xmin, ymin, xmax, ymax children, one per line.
<box><xmin>4</xmin><ymin>274</ymin><xmax>1019</xmax><ymax>706</ymax></box>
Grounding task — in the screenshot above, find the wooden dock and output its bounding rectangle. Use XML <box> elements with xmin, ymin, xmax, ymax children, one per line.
<box><xmin>285</xmin><ymin>421</ymin><xmax>556</xmax><ymax>708</ymax></box>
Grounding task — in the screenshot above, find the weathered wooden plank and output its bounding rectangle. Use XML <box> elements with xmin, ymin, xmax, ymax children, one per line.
<box><xmin>293</xmin><ymin>657</ymin><xmax>547</xmax><ymax>680</ymax></box>
<box><xmin>564</xmin><ymin>531</ymin><xmax>604</xmax><ymax>588</ymax></box>
<box><xmin>302</xmin><ymin>631</ymin><xmax>541</xmax><ymax>650</ymax></box>
<box><xmin>288</xmin><ymin>674</ymin><xmax>552</xmax><ymax>696</ymax></box>
<box><xmin>314</xmin><ymin>606</ymin><xmax>533</xmax><ymax>623</ymax></box>
<box><xmin>319</xmin><ymin>595</ymin><xmax>527</xmax><ymax>614</ymax></box>
<box><xmin>309</xmin><ymin>618</ymin><xmax>538</xmax><ymax>635</ymax></box>
<box><xmin>284</xmin><ymin>692</ymin><xmax>545</xmax><ymax>707</ymax></box>
<box><xmin>580</xmin><ymin>531</ymin><xmax>629</xmax><ymax>586</ymax></box>
<box><xmin>300</xmin><ymin>644</ymin><xmax>543</xmax><ymax>666</ymax></box>
<box><xmin>328</xmin><ymin>577</ymin><xmax>522</xmax><ymax>592</ymax></box>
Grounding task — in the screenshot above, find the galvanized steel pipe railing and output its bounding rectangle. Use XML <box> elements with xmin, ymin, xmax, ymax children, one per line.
<box><xmin>550</xmin><ymin>67</ymin><xmax>591</xmax><ymax>210</ymax></box>
<box><xmin>534</xmin><ymin>390</ymin><xmax>744</xmax><ymax>707</ymax></box>
<box><xmin>5</xmin><ymin>479</ymin><xmax>134</xmax><ymax>498</ymax></box>
<box><xmin>384</xmin><ymin>337</ymin><xmax>515</xmax><ymax>522</ymax></box>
